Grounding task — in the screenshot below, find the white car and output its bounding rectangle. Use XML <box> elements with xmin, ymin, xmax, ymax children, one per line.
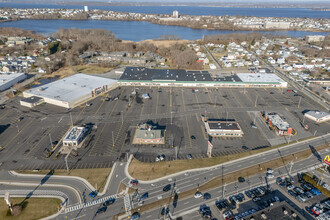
<box><xmin>155</xmin><ymin>155</ymin><xmax>161</xmax><ymax>162</ymax></box>
<box><xmin>194</xmin><ymin>191</ymin><xmax>202</xmax><ymax>198</ymax></box>
<box><xmin>267</xmin><ymin>168</ymin><xmax>273</xmax><ymax>174</ymax></box>
<box><xmin>322</xmin><ymin>183</ymin><xmax>329</xmax><ymax>190</ymax></box>
<box><xmin>267</xmin><ymin>173</ymin><xmax>274</xmax><ymax>179</ymax></box>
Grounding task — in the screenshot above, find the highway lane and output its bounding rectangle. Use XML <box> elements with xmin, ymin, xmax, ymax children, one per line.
<box><xmin>125</xmin><ymin>134</ymin><xmax>329</xmax><ymax>208</ymax></box>
<box><xmin>127</xmin><ymin>134</ymin><xmax>330</xmax><ymax>202</ymax></box>
<box><xmin>140</xmin><ymin>149</ymin><xmax>329</xmax><ymax>220</ymax></box>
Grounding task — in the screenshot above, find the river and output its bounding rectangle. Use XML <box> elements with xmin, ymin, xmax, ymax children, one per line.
<box><xmin>1</xmin><ymin>19</ymin><xmax>329</xmax><ymax>41</ymax></box>
<box><xmin>0</xmin><ymin>3</ymin><xmax>329</xmax><ymax>18</ymax></box>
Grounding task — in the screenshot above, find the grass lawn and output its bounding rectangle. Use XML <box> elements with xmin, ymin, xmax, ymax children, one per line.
<box><xmin>0</xmin><ymin>198</ymin><xmax>61</xmax><ymax>220</ymax></box>
<box><xmin>17</xmin><ymin>168</ymin><xmax>111</xmax><ymax>192</ymax></box>
<box><xmin>50</xmin><ymin>64</ymin><xmax>113</xmax><ymax>79</ymax></box>
<box><xmin>129</xmin><ymin>143</ymin><xmax>328</xmax><ymax>181</ymax></box>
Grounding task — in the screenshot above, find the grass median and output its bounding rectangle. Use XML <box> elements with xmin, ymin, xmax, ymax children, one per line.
<box><xmin>114</xmin><ymin>144</ymin><xmax>328</xmax><ymax>219</ymax></box>
<box><xmin>128</xmin><ymin>140</ymin><xmax>324</xmax><ymax>180</ymax></box>
<box><xmin>16</xmin><ymin>168</ymin><xmax>111</xmax><ymax>192</ymax></box>
<box><xmin>0</xmin><ymin>198</ymin><xmax>61</xmax><ymax>220</ymax></box>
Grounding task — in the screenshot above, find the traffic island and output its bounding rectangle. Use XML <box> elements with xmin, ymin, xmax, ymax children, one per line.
<box><xmin>16</xmin><ymin>168</ymin><xmax>111</xmax><ymax>193</ymax></box>
<box><xmin>0</xmin><ymin>198</ymin><xmax>61</xmax><ymax>220</ymax></box>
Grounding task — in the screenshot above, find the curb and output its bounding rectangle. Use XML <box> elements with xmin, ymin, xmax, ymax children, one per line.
<box><xmin>0</xmin><ymin>181</ymin><xmax>82</xmax><ymax>204</ymax></box>
<box><xmin>125</xmin><ymin>134</ymin><xmax>329</xmax><ymax>184</ymax></box>
<box><xmin>10</xmin><ymin>170</ymin><xmax>95</xmax><ymax>192</ymax></box>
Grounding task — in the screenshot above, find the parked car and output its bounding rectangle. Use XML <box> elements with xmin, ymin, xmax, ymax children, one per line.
<box><xmin>199</xmin><ymin>204</ymin><xmax>210</xmax><ymax>213</ymax></box>
<box><xmin>311</xmin><ymin>188</ymin><xmax>321</xmax><ymax>195</ymax></box>
<box><xmin>288</xmin><ymin>190</ymin><xmax>297</xmax><ymax>197</ymax></box>
<box><xmin>287</xmin><ymin>184</ymin><xmax>294</xmax><ymax>190</ymax></box>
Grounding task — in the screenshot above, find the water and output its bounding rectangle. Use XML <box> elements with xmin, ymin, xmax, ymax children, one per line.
<box><xmin>0</xmin><ymin>3</ymin><xmax>329</xmax><ymax>18</ymax></box>
<box><xmin>0</xmin><ymin>19</ymin><xmax>328</xmax><ymax>41</ymax></box>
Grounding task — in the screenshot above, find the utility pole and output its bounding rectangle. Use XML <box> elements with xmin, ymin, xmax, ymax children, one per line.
<box><xmin>287</xmin><ymin>134</ymin><xmax>292</xmax><ymax>144</ymax></box>
<box><xmin>170</xmin><ymin>88</ymin><xmax>172</xmax><ymax>107</ymax></box>
<box><xmin>175</xmin><ymin>146</ymin><xmax>178</xmax><ymax>160</ymax></box>
<box><xmin>297</xmin><ymin>97</ymin><xmax>302</xmax><ymax>109</ymax></box>
<box><xmin>171</xmin><ymin>111</ymin><xmax>173</xmax><ymax>125</ymax></box>
<box><xmin>254</xmin><ymin>96</ymin><xmax>258</xmax><ymax>107</ymax></box>
<box><xmin>112</xmin><ymin>131</ymin><xmax>115</xmax><ymax>147</ymax></box>
<box><xmin>65</xmin><ymin>150</ymin><xmax>71</xmax><ymax>173</ymax></box>
<box><xmin>223</xmin><ymin>184</ymin><xmax>226</xmax><ymax>198</ymax></box>
<box><xmin>289</xmin><ymin>160</ymin><xmax>294</xmax><ymax>175</ymax></box>
<box><xmin>253</xmin><ymin>111</ymin><xmax>257</xmax><ymax>125</ymax></box>
<box><xmin>303</xmin><ymin>114</ymin><xmax>305</xmax><ymax>124</ymax></box>
<box><xmin>49</xmin><ymin>133</ymin><xmax>53</xmax><ymax>148</ymax></box>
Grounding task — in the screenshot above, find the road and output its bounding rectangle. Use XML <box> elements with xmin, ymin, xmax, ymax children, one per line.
<box><xmin>140</xmin><ymin>148</ymin><xmax>329</xmax><ymax>220</ymax></box>
<box><xmin>203</xmin><ymin>45</ymin><xmax>222</xmax><ymax>69</ymax></box>
<box><xmin>0</xmin><ymin>134</ymin><xmax>328</xmax><ymax>219</ymax></box>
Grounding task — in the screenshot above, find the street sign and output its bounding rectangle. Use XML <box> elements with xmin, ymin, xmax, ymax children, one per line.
<box><xmin>323</xmin><ymin>155</ymin><xmax>330</xmax><ymax>166</ymax></box>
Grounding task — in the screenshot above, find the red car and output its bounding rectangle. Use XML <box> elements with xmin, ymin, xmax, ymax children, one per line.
<box><xmin>130</xmin><ymin>179</ymin><xmax>139</xmax><ymax>186</ymax></box>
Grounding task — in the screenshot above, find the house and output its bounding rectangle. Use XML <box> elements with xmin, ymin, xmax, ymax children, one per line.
<box><xmin>277</xmin><ymin>57</ymin><xmax>285</xmax><ymax>64</ymax></box>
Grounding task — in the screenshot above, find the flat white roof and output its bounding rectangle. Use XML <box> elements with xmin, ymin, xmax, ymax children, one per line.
<box><xmin>24</xmin><ymin>74</ymin><xmax>117</xmax><ymax>103</ymax></box>
<box><xmin>266</xmin><ymin>112</ymin><xmax>290</xmax><ymax>131</ymax></box>
<box><xmin>0</xmin><ymin>73</ymin><xmax>26</xmax><ymax>86</ymax></box>
<box><xmin>63</xmin><ymin>126</ymin><xmax>85</xmax><ymax>142</ymax></box>
<box><xmin>237</xmin><ymin>73</ymin><xmax>285</xmax><ymax>83</ymax></box>
<box><xmin>305</xmin><ymin>110</ymin><xmax>330</xmax><ymax>120</ymax></box>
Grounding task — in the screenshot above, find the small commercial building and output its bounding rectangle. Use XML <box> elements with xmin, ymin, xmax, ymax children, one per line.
<box><xmin>305</xmin><ymin>35</ymin><xmax>325</xmax><ymax>43</ymax></box>
<box><xmin>133</xmin><ymin>123</ymin><xmax>165</xmax><ymax>144</ymax></box>
<box><xmin>0</xmin><ymin>73</ymin><xmax>26</xmax><ymax>91</ymax></box>
<box><xmin>22</xmin><ymin>74</ymin><xmax>117</xmax><ymax>108</ymax></box>
<box><xmin>237</xmin><ymin>73</ymin><xmax>287</xmax><ymax>88</ymax></box>
<box><xmin>204</xmin><ymin>119</ymin><xmax>244</xmax><ymax>137</ymax></box>
<box><xmin>20</xmin><ymin>96</ymin><xmax>44</xmax><ymax>108</ymax></box>
<box><xmin>304</xmin><ymin>110</ymin><xmax>330</xmax><ymax>123</ymax></box>
<box><xmin>262</xmin><ymin>112</ymin><xmax>293</xmax><ymax>136</ymax></box>
<box><xmin>63</xmin><ymin>126</ymin><xmax>86</xmax><ymax>147</ymax></box>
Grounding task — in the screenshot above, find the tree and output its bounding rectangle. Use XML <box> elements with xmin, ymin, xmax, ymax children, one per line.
<box><xmin>48</xmin><ymin>41</ymin><xmax>61</xmax><ymax>54</ymax></box>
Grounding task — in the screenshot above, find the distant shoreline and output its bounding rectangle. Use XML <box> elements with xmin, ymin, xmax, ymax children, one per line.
<box><xmin>1</xmin><ymin>1</ymin><xmax>330</xmax><ymax>9</ymax></box>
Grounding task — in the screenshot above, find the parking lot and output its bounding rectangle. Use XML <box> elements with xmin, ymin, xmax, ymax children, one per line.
<box><xmin>0</xmin><ymin>86</ymin><xmax>328</xmax><ymax>170</ymax></box>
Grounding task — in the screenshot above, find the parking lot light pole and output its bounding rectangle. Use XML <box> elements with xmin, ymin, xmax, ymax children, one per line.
<box><xmin>254</xmin><ymin>96</ymin><xmax>258</xmax><ymax>107</ymax></box>
<box><xmin>297</xmin><ymin>97</ymin><xmax>302</xmax><ymax>109</ymax></box>
<box><xmin>314</xmin><ymin>130</ymin><xmax>317</xmax><ymax>136</ymax></box>
<box><xmin>121</xmin><ymin>111</ymin><xmax>123</xmax><ymax>125</ymax></box>
<box><xmin>112</xmin><ymin>131</ymin><xmax>115</xmax><ymax>147</ymax></box>
<box><xmin>171</xmin><ymin>111</ymin><xmax>173</xmax><ymax>125</ymax></box>
<box><xmin>69</xmin><ymin>112</ymin><xmax>73</xmax><ymax>127</ymax></box>
<box><xmin>49</xmin><ymin>133</ymin><xmax>53</xmax><ymax>148</ymax></box>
